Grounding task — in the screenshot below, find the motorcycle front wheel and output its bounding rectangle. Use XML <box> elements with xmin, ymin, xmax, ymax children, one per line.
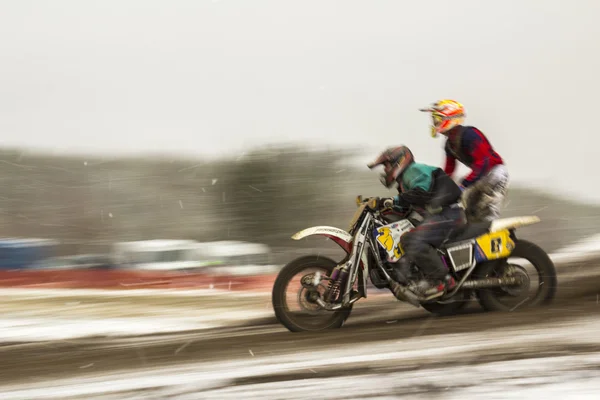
<box><xmin>272</xmin><ymin>255</ymin><xmax>353</xmax><ymax>333</ymax></box>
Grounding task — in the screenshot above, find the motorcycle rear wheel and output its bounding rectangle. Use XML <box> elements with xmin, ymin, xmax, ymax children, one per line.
<box><xmin>475</xmin><ymin>239</ymin><xmax>557</xmax><ymax>312</ymax></box>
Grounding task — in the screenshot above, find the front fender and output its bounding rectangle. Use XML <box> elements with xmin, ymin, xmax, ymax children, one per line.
<box><xmin>291</xmin><ymin>226</ymin><xmax>370</xmax><ymax>273</ymax></box>
<box><xmin>292</xmin><ymin>226</ymin><xmax>353</xmax><ymax>253</ymax></box>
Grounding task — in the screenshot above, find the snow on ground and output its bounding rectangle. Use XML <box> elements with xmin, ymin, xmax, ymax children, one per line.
<box><xmin>0</xmin><ymin>287</ymin><xmax>266</xmax><ymax>299</ymax></box>
<box><xmin>0</xmin><ymin>311</ymin><xmax>272</xmax><ymax>342</ymax></box>
<box><xmin>546</xmin><ymin>232</ymin><xmax>600</xmax><ymax>264</ymax></box>
<box><xmin>1</xmin><ymin>315</ymin><xmax>600</xmax><ymax>399</ymax></box>
<box><xmin>194</xmin><ymin>354</ymin><xmax>600</xmax><ymax>400</ymax></box>
<box><xmin>0</xmin><ymin>287</ymin><xmax>277</xmax><ymax>342</ymax></box>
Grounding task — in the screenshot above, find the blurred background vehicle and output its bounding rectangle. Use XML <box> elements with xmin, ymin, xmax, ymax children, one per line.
<box><xmin>0</xmin><ymin>238</ymin><xmax>58</xmax><ymax>270</ymax></box>
<box><xmin>28</xmin><ymin>253</ymin><xmax>114</xmax><ymax>270</ymax></box>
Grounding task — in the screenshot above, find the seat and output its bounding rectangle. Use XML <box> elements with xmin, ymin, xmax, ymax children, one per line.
<box><xmin>445</xmin><ymin>222</ymin><xmax>491</xmax><ymax>243</ymax></box>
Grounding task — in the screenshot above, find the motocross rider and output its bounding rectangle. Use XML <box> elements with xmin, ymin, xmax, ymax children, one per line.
<box><xmin>419</xmin><ymin>99</ymin><xmax>509</xmax><ymax>222</ymax></box>
<box><xmin>368</xmin><ymin>146</ymin><xmax>465</xmax><ymax>296</ymax></box>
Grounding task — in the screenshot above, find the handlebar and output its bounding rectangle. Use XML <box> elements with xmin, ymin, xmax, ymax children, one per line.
<box><xmin>355</xmin><ymin>195</ymin><xmax>379</xmax><ymax>210</ymax></box>
<box><xmin>355</xmin><ymin>195</ymin><xmax>389</xmax><ymax>212</ymax></box>
<box><xmin>355</xmin><ymin>194</ymin><xmax>412</xmax><ymax>217</ymax></box>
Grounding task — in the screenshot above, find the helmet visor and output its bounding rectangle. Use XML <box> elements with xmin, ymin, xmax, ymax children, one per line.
<box><xmin>432</xmin><ymin>113</ymin><xmax>444</xmax><ymax>128</ymax></box>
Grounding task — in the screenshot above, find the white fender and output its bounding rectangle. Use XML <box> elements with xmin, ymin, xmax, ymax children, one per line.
<box><xmin>291</xmin><ymin>226</ymin><xmax>369</xmax><ymax>271</ymax></box>
<box><xmin>490</xmin><ymin>216</ymin><xmax>541</xmax><ymax>233</ymax></box>
<box><xmin>292</xmin><ymin>226</ymin><xmax>353</xmax><ymax>253</ymax></box>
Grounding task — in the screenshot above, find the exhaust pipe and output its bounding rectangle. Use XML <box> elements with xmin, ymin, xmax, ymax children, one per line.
<box><xmin>461</xmin><ymin>276</ymin><xmax>523</xmax><ymax>289</ymax></box>
<box><xmin>392</xmin><ymin>275</ymin><xmax>525</xmax><ymax>307</ymax></box>
<box><xmin>389</xmin><ymin>281</ymin><xmax>422</xmax><ymax>307</ymax></box>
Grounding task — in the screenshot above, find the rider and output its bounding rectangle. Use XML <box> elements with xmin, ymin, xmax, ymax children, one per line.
<box><xmin>367</xmin><ymin>146</ymin><xmax>465</xmax><ymax>296</ymax></box>
<box><xmin>419</xmin><ymin>99</ymin><xmax>509</xmax><ymax>222</ymax></box>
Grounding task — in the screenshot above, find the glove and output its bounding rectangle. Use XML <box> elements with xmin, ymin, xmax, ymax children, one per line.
<box><xmin>360</xmin><ymin>196</ymin><xmax>381</xmax><ymax>210</ymax></box>
<box><xmin>382</xmin><ymin>197</ymin><xmax>394</xmax><ymax>209</ymax></box>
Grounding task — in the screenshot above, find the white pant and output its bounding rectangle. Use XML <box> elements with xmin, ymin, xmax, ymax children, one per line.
<box><xmin>461</xmin><ymin>164</ymin><xmax>510</xmax><ymax>222</ymax></box>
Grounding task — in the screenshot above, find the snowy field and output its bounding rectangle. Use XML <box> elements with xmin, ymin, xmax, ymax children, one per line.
<box><xmin>0</xmin><ymin>234</ymin><xmax>599</xmax><ymax>399</ymax></box>
<box><xmin>0</xmin><ymin>288</ymin><xmax>274</xmax><ymax>342</ymax></box>
<box><xmin>1</xmin><ymin>315</ymin><xmax>600</xmax><ymax>399</ymax></box>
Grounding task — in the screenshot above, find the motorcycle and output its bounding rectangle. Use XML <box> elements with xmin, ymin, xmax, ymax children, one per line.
<box><xmin>272</xmin><ymin>196</ymin><xmax>557</xmax><ymax>332</ymax></box>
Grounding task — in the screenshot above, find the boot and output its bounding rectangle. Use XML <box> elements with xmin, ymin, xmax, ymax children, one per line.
<box><xmin>444</xmin><ymin>274</ymin><xmax>457</xmax><ymax>291</ymax></box>
<box><xmin>417</xmin><ymin>274</ymin><xmax>456</xmax><ymax>297</ymax></box>
<box><xmin>410</xmin><ymin>244</ymin><xmax>456</xmax><ymax>297</ymax></box>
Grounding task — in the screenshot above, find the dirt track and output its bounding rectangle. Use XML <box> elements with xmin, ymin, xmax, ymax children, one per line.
<box><xmin>0</xmin><ymin>259</ymin><xmax>599</xmax><ymax>396</ymax></box>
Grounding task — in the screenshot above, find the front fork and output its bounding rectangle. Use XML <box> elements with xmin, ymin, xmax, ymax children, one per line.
<box><xmin>307</xmin><ymin>218</ymin><xmax>375</xmax><ymax>308</ymax></box>
<box><xmin>323</xmin><ymin>227</ymin><xmax>393</xmax><ymax>306</ymax></box>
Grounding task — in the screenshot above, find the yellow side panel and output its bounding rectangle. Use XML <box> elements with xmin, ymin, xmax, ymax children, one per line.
<box><xmin>475</xmin><ymin>229</ymin><xmax>515</xmax><ymax>260</ymax></box>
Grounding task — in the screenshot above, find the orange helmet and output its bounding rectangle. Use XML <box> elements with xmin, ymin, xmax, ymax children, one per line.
<box><xmin>419</xmin><ymin>99</ymin><xmax>466</xmax><ymax>137</ymax></box>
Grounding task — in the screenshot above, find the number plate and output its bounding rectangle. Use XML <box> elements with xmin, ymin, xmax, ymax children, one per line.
<box><xmin>475</xmin><ymin>229</ymin><xmax>515</xmax><ymax>260</ymax></box>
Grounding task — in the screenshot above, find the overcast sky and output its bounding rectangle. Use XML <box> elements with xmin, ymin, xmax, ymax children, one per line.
<box><xmin>1</xmin><ymin>1</ymin><xmax>599</xmax><ymax>200</ymax></box>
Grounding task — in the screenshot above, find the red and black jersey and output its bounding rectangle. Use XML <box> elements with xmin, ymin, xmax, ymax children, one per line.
<box><xmin>443</xmin><ymin>125</ymin><xmax>504</xmax><ymax>188</ymax></box>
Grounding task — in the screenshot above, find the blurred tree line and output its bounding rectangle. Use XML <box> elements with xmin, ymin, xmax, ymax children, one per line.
<box><xmin>0</xmin><ymin>146</ymin><xmax>370</xmax><ymax>255</ymax></box>
<box><xmin>0</xmin><ymin>146</ymin><xmax>598</xmax><ymax>257</ymax></box>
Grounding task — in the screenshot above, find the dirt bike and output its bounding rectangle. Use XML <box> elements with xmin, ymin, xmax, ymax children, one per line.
<box><xmin>272</xmin><ymin>196</ymin><xmax>557</xmax><ymax>332</ymax></box>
